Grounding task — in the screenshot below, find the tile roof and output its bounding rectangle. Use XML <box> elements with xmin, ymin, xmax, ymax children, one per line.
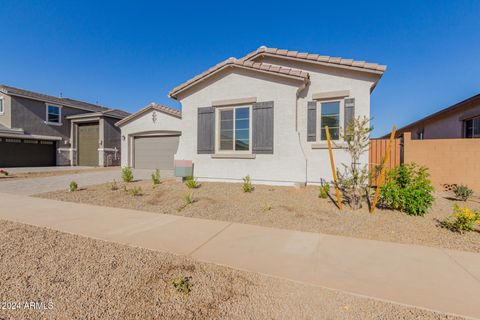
<box><xmin>242</xmin><ymin>46</ymin><xmax>387</xmax><ymax>73</ymax></box>
<box><xmin>168</xmin><ymin>58</ymin><xmax>309</xmax><ymax>99</ymax></box>
<box><xmin>0</xmin><ymin>85</ymin><xmax>114</xmax><ymax>113</ymax></box>
<box><xmin>115</xmin><ymin>102</ymin><xmax>181</xmax><ymax>127</ymax></box>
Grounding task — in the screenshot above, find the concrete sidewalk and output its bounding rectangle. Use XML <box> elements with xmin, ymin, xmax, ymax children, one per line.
<box><xmin>0</xmin><ymin>193</ymin><xmax>479</xmax><ymax>319</ymax></box>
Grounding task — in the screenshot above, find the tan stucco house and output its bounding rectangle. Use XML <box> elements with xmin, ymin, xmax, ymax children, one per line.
<box><xmin>384</xmin><ymin>93</ymin><xmax>480</xmax><ymax>139</ymax></box>
<box><xmin>169</xmin><ymin>46</ymin><xmax>386</xmax><ymax>185</ymax></box>
<box><xmin>0</xmin><ymin>85</ymin><xmax>129</xmax><ymax>167</ymax></box>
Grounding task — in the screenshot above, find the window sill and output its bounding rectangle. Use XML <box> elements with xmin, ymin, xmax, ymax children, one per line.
<box><xmin>211</xmin><ymin>153</ymin><xmax>256</xmax><ymax>159</ymax></box>
<box><xmin>44</xmin><ymin>121</ymin><xmax>62</xmax><ymax>126</ymax></box>
<box><xmin>311</xmin><ymin>142</ymin><xmax>347</xmax><ymax>149</ymax></box>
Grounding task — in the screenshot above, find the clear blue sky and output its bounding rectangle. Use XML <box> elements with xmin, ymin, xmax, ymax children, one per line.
<box><xmin>1</xmin><ymin>0</ymin><xmax>479</xmax><ymax>136</ymax></box>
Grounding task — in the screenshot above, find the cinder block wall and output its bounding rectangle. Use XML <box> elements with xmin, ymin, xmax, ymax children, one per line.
<box><xmin>403</xmin><ymin>132</ymin><xmax>480</xmax><ymax>191</ymax></box>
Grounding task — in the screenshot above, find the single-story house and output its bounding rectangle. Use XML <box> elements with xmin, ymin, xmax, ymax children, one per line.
<box><xmin>0</xmin><ymin>85</ymin><xmax>129</xmax><ymax>167</ymax></box>
<box><xmin>115</xmin><ymin>103</ymin><xmax>182</xmax><ymax>169</ymax></box>
<box><xmin>168</xmin><ymin>46</ymin><xmax>386</xmax><ymax>185</ymax></box>
<box><xmin>383</xmin><ymin>93</ymin><xmax>480</xmax><ymax>139</ymax></box>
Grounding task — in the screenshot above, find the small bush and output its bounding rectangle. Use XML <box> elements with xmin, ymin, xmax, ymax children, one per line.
<box><xmin>151</xmin><ymin>169</ymin><xmax>161</xmax><ymax>185</ymax></box>
<box><xmin>185</xmin><ymin>176</ymin><xmax>200</xmax><ymax>189</ymax></box>
<box><xmin>378</xmin><ymin>164</ymin><xmax>434</xmax><ymax>216</ymax></box>
<box><xmin>69</xmin><ymin>181</ymin><xmax>78</xmax><ymax>192</ymax></box>
<box><xmin>177</xmin><ymin>192</ymin><xmax>194</xmax><ymax>211</ymax></box>
<box><xmin>121</xmin><ymin>167</ymin><xmax>134</xmax><ymax>183</ymax></box>
<box><xmin>261</xmin><ymin>202</ymin><xmax>272</xmax><ymax>211</ymax></box>
<box><xmin>242</xmin><ymin>175</ymin><xmax>254</xmax><ymax>193</ymax></box>
<box><xmin>129</xmin><ymin>186</ymin><xmax>142</xmax><ymax>196</ymax></box>
<box><xmin>110</xmin><ymin>180</ymin><xmax>119</xmax><ymax>191</ymax></box>
<box><xmin>172</xmin><ymin>275</ymin><xmax>192</xmax><ymax>294</ymax></box>
<box><xmin>0</xmin><ymin>169</ymin><xmax>8</xmax><ymax>176</ymax></box>
<box><xmin>318</xmin><ymin>180</ymin><xmax>330</xmax><ymax>199</ymax></box>
<box><xmin>440</xmin><ymin>204</ymin><xmax>480</xmax><ymax>233</ymax></box>
<box><xmin>453</xmin><ymin>184</ymin><xmax>473</xmax><ymax>201</ymax></box>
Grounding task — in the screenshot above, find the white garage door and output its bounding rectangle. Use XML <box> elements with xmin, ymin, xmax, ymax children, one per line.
<box><xmin>134</xmin><ymin>135</ymin><xmax>180</xmax><ymax>170</ymax></box>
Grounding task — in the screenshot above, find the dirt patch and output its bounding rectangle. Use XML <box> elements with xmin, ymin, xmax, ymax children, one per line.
<box><xmin>0</xmin><ymin>167</ymin><xmax>116</xmax><ymax>180</ymax></box>
<box><xmin>36</xmin><ymin>180</ymin><xmax>480</xmax><ymax>253</ymax></box>
<box><xmin>0</xmin><ymin>220</ymin><xmax>463</xmax><ymax>320</ymax></box>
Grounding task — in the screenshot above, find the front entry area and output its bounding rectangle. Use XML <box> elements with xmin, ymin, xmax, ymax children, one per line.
<box><xmin>78</xmin><ymin>123</ymin><xmax>99</xmax><ymax>166</ymax></box>
<box><xmin>133</xmin><ymin>135</ymin><xmax>179</xmax><ymax>169</ymax></box>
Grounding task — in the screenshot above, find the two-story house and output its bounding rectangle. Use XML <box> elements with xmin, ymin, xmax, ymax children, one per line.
<box><xmin>0</xmin><ymin>85</ymin><xmax>129</xmax><ymax>167</ymax></box>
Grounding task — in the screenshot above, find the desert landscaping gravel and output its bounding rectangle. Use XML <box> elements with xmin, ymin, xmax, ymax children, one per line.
<box><xmin>37</xmin><ymin>179</ymin><xmax>480</xmax><ymax>253</ymax></box>
<box><xmin>0</xmin><ymin>220</ymin><xmax>464</xmax><ymax>320</ymax></box>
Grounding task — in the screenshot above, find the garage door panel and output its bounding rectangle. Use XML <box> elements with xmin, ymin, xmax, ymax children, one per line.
<box><xmin>0</xmin><ymin>138</ymin><xmax>56</xmax><ymax>167</ymax></box>
<box><xmin>134</xmin><ymin>136</ymin><xmax>179</xmax><ymax>170</ymax></box>
<box><xmin>78</xmin><ymin>123</ymin><xmax>99</xmax><ymax>166</ymax></box>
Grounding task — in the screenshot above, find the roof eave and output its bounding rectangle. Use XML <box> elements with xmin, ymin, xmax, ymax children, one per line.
<box><xmin>246</xmin><ymin>52</ymin><xmax>386</xmax><ymax>76</ymax></box>
<box><xmin>169</xmin><ymin>64</ymin><xmax>309</xmax><ymax>100</ymax></box>
<box><xmin>115</xmin><ymin>104</ymin><xmax>181</xmax><ymax>127</ymax></box>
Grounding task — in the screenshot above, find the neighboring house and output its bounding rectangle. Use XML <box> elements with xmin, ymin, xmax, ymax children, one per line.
<box><xmin>384</xmin><ymin>93</ymin><xmax>480</xmax><ymax>139</ymax></box>
<box><xmin>115</xmin><ymin>103</ymin><xmax>182</xmax><ymax>169</ymax></box>
<box><xmin>169</xmin><ymin>46</ymin><xmax>386</xmax><ymax>185</ymax></box>
<box><xmin>0</xmin><ymin>85</ymin><xmax>129</xmax><ymax>167</ymax></box>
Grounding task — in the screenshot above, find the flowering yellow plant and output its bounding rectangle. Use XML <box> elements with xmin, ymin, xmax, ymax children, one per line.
<box><xmin>441</xmin><ymin>204</ymin><xmax>480</xmax><ymax>233</ymax></box>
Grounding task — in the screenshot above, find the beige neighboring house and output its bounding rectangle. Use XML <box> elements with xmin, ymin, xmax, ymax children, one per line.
<box><xmin>115</xmin><ymin>103</ymin><xmax>182</xmax><ymax>169</ymax></box>
<box><xmin>384</xmin><ymin>93</ymin><xmax>480</xmax><ymax>139</ymax></box>
<box><xmin>169</xmin><ymin>46</ymin><xmax>386</xmax><ymax>185</ymax></box>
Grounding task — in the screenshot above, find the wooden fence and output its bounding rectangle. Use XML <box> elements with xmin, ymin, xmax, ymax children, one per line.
<box><xmin>369</xmin><ymin>138</ymin><xmax>402</xmax><ymax>178</ymax></box>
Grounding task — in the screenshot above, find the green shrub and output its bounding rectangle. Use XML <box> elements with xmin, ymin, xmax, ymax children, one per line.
<box><xmin>440</xmin><ymin>204</ymin><xmax>480</xmax><ymax>233</ymax></box>
<box><xmin>69</xmin><ymin>181</ymin><xmax>78</xmax><ymax>192</ymax></box>
<box><xmin>318</xmin><ymin>180</ymin><xmax>330</xmax><ymax>199</ymax></box>
<box><xmin>242</xmin><ymin>175</ymin><xmax>254</xmax><ymax>193</ymax></box>
<box><xmin>172</xmin><ymin>275</ymin><xmax>192</xmax><ymax>294</ymax></box>
<box><xmin>185</xmin><ymin>176</ymin><xmax>200</xmax><ymax>189</ymax></box>
<box><xmin>453</xmin><ymin>184</ymin><xmax>473</xmax><ymax>201</ymax></box>
<box><xmin>261</xmin><ymin>202</ymin><xmax>272</xmax><ymax>211</ymax></box>
<box><xmin>151</xmin><ymin>169</ymin><xmax>161</xmax><ymax>185</ymax></box>
<box><xmin>110</xmin><ymin>180</ymin><xmax>119</xmax><ymax>191</ymax></box>
<box><xmin>129</xmin><ymin>186</ymin><xmax>142</xmax><ymax>196</ymax></box>
<box><xmin>121</xmin><ymin>166</ymin><xmax>134</xmax><ymax>183</ymax></box>
<box><xmin>378</xmin><ymin>164</ymin><xmax>434</xmax><ymax>216</ymax></box>
<box><xmin>177</xmin><ymin>192</ymin><xmax>194</xmax><ymax>211</ymax></box>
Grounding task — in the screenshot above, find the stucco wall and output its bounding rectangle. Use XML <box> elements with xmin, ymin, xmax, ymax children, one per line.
<box><xmin>119</xmin><ymin>109</ymin><xmax>182</xmax><ymax>167</ymax></box>
<box><xmin>175</xmin><ymin>61</ymin><xmax>377</xmax><ymax>185</ymax></box>
<box><xmin>403</xmin><ymin>132</ymin><xmax>480</xmax><ymax>191</ymax></box>
<box><xmin>0</xmin><ymin>93</ymin><xmax>12</xmax><ymax>128</ymax></box>
<box><xmin>11</xmin><ymin>95</ymin><xmax>85</xmax><ymax>146</ymax></box>
<box><xmin>401</xmin><ymin>102</ymin><xmax>480</xmax><ymax>140</ymax></box>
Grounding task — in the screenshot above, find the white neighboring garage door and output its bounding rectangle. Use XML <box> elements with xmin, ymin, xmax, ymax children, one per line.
<box><xmin>133</xmin><ymin>135</ymin><xmax>180</xmax><ymax>169</ymax></box>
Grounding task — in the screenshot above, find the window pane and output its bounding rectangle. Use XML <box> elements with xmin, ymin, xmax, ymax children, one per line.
<box><xmin>321</xmin><ymin>102</ymin><xmax>339</xmax><ymax>115</ymax></box>
<box><xmin>48</xmin><ymin>106</ymin><xmax>59</xmax><ymax>115</ymax></box>
<box><xmin>474</xmin><ymin>118</ymin><xmax>480</xmax><ymax>138</ymax></box>
<box><xmin>465</xmin><ymin>119</ymin><xmax>473</xmax><ymax>138</ymax></box>
<box><xmin>235</xmin><ymin>108</ymin><xmax>249</xmax><ymax>151</ymax></box>
<box><xmin>320</xmin><ymin>102</ymin><xmax>340</xmax><ymax>140</ymax></box>
<box><xmin>220</xmin><ymin>110</ymin><xmax>234</xmax><ymax>150</ymax></box>
<box><xmin>0</xmin><ymin>98</ymin><xmax>3</xmax><ymax>112</ymax></box>
<box><xmin>48</xmin><ymin>114</ymin><xmax>60</xmax><ymax>123</ymax></box>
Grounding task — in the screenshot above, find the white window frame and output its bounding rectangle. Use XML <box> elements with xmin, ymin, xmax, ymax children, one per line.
<box><xmin>0</xmin><ymin>96</ymin><xmax>4</xmax><ymax>115</ymax></box>
<box><xmin>317</xmin><ymin>99</ymin><xmax>343</xmax><ymax>142</ymax></box>
<box><xmin>215</xmin><ymin>105</ymin><xmax>253</xmax><ymax>154</ymax></box>
<box><xmin>45</xmin><ymin>103</ymin><xmax>62</xmax><ymax>126</ymax></box>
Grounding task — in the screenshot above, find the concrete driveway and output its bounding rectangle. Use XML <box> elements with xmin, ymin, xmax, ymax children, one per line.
<box><xmin>0</xmin><ymin>168</ymin><xmax>174</xmax><ymax>195</ymax></box>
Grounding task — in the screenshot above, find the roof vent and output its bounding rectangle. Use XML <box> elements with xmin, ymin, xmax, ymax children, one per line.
<box><xmin>259</xmin><ymin>45</ymin><xmax>267</xmax><ymax>50</ymax></box>
<box><xmin>227</xmin><ymin>57</ymin><xmax>236</xmax><ymax>61</ymax></box>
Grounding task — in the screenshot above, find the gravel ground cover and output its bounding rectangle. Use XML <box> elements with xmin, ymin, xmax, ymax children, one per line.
<box><xmin>0</xmin><ymin>167</ymin><xmax>116</xmax><ymax>180</ymax></box>
<box><xmin>37</xmin><ymin>179</ymin><xmax>480</xmax><ymax>253</ymax></box>
<box><xmin>0</xmin><ymin>220</ymin><xmax>464</xmax><ymax>320</ymax></box>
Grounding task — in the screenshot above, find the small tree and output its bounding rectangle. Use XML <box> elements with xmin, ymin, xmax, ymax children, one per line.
<box><xmin>336</xmin><ymin>117</ymin><xmax>372</xmax><ymax>210</ymax></box>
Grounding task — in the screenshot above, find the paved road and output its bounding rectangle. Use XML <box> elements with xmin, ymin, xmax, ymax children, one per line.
<box><xmin>0</xmin><ymin>169</ymin><xmax>174</xmax><ymax>195</ymax></box>
<box><xmin>0</xmin><ymin>193</ymin><xmax>478</xmax><ymax>319</ymax></box>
